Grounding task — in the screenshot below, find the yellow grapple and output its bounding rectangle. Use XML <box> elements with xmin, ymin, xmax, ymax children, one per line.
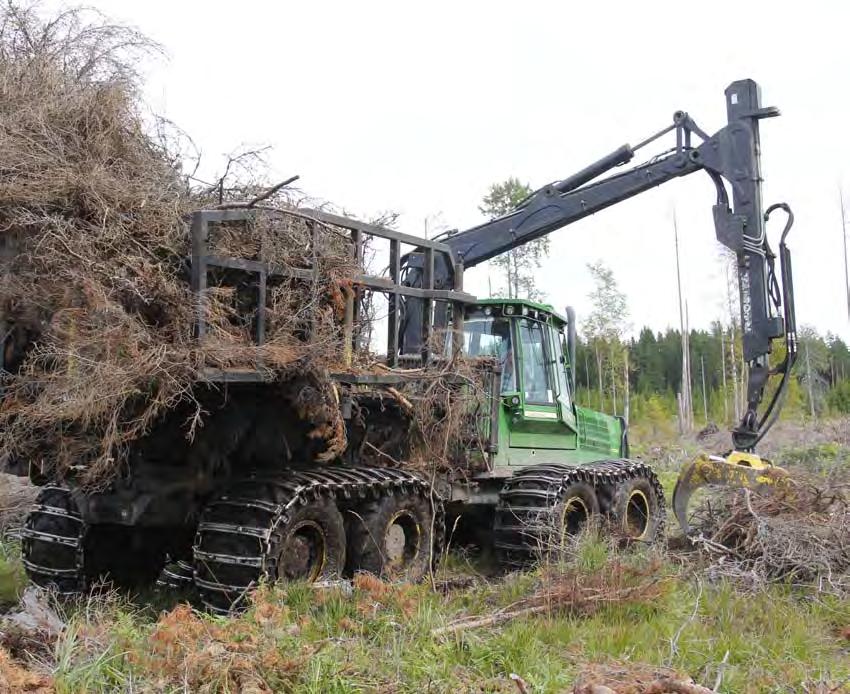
<box><xmin>672</xmin><ymin>451</ymin><xmax>791</xmax><ymax>535</ymax></box>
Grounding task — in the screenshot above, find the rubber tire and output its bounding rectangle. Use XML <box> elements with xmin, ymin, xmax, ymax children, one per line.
<box><xmin>272</xmin><ymin>498</ymin><xmax>346</xmax><ymax>582</ymax></box>
<box><xmin>23</xmin><ymin>487</ymin><xmax>85</xmax><ymax>593</ymax></box>
<box><xmin>611</xmin><ymin>476</ymin><xmax>663</xmax><ymax>543</ymax></box>
<box><xmin>549</xmin><ymin>481</ymin><xmax>600</xmax><ymax>547</ymax></box>
<box><xmin>347</xmin><ymin>492</ymin><xmax>434</xmax><ymax>581</ymax></box>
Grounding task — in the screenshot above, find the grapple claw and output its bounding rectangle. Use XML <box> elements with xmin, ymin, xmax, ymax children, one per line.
<box><xmin>672</xmin><ymin>451</ymin><xmax>790</xmax><ymax>535</ymax></box>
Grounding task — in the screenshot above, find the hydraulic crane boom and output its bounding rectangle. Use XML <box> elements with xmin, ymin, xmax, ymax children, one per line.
<box><xmin>400</xmin><ymin>78</ymin><xmax>796</xmax><ymax>456</ymax></box>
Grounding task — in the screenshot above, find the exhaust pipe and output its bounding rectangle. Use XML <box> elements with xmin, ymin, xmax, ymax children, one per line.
<box><xmin>565</xmin><ymin>306</ymin><xmax>577</xmax><ymax>393</ymax></box>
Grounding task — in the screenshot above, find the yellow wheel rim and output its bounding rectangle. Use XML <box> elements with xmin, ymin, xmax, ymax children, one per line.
<box><xmin>624</xmin><ymin>489</ymin><xmax>650</xmax><ymax>539</ymax></box>
<box><xmin>283</xmin><ymin>520</ymin><xmax>327</xmax><ymax>582</ymax></box>
<box><xmin>384</xmin><ymin>510</ymin><xmax>421</xmax><ymax>570</ymax></box>
<box><xmin>560</xmin><ymin>496</ymin><xmax>590</xmax><ymax>535</ymax></box>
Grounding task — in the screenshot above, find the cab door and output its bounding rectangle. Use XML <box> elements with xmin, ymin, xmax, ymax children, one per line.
<box><xmin>548</xmin><ymin>325</ymin><xmax>578</xmax><ymax>430</ymax></box>
<box><xmin>508</xmin><ymin>317</ymin><xmax>578</xmax><ymax>451</ymax></box>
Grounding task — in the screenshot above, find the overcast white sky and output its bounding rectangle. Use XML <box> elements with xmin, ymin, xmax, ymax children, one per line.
<box><xmin>78</xmin><ymin>0</ymin><xmax>850</xmax><ymax>340</ymax></box>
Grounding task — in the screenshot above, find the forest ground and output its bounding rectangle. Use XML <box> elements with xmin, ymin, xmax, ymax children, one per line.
<box><xmin>0</xmin><ymin>418</ymin><xmax>847</xmax><ymax>693</ymax></box>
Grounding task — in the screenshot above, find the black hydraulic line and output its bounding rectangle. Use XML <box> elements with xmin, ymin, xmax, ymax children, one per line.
<box><xmin>631</xmin><ymin>121</ymin><xmax>678</xmax><ymax>153</ymax></box>
<box><xmin>552</xmin><ymin>144</ymin><xmax>634</xmax><ymax>194</ymax></box>
<box><xmin>749</xmin><ymin>203</ymin><xmax>796</xmax><ymax>448</ymax></box>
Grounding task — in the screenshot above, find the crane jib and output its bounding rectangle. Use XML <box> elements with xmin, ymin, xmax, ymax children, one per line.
<box><xmin>398</xmin><ymin>78</ymin><xmax>796</xmax><ymax>456</ymax></box>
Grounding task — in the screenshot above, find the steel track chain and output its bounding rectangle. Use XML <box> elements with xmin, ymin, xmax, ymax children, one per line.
<box><xmin>493</xmin><ymin>459</ymin><xmax>666</xmax><ymax>561</ymax></box>
<box><xmin>193</xmin><ymin>466</ymin><xmax>445</xmax><ymax>613</ymax></box>
<box><xmin>20</xmin><ymin>485</ymin><xmax>88</xmax><ymax>594</ymax></box>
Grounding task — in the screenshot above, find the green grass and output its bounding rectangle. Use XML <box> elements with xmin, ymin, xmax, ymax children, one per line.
<box><xmin>774</xmin><ymin>441</ymin><xmax>850</xmax><ymax>474</ymax></box>
<box><xmin>0</xmin><ymin>542</ymin><xmax>27</xmax><ymax>607</ymax></box>
<box><xmin>24</xmin><ymin>539</ymin><xmax>845</xmax><ymax>694</ymax></box>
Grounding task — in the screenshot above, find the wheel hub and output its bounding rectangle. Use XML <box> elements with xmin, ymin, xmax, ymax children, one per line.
<box><xmin>384</xmin><ymin>511</ymin><xmax>420</xmax><ymax>569</ymax></box>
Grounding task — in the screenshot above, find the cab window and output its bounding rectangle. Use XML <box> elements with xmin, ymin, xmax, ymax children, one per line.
<box><xmin>461</xmin><ymin>317</ymin><xmax>516</xmax><ymax>392</ymax></box>
<box><xmin>517</xmin><ymin>318</ymin><xmax>554</xmax><ymax>405</ymax></box>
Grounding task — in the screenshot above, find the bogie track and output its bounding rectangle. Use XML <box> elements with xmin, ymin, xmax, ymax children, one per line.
<box><xmin>21</xmin><ymin>485</ymin><xmax>87</xmax><ymax>594</ymax></box>
<box><xmin>493</xmin><ymin>460</ymin><xmax>666</xmax><ymax>562</ymax></box>
<box><xmin>20</xmin><ymin>461</ymin><xmax>660</xmax><ymax>607</ymax></box>
<box><xmin>22</xmin><ymin>486</ymin><xmax>183</xmax><ymax>594</ymax></box>
<box><xmin>193</xmin><ymin>466</ymin><xmax>444</xmax><ymax>613</ymax></box>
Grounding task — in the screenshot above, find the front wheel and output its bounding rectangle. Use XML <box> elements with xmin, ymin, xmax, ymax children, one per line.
<box><xmin>611</xmin><ymin>475</ymin><xmax>664</xmax><ymax>543</ymax></box>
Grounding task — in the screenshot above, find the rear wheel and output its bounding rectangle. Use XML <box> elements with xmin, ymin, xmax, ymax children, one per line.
<box><xmin>347</xmin><ymin>492</ymin><xmax>434</xmax><ymax>581</ymax></box>
<box><xmin>21</xmin><ymin>486</ymin><xmax>86</xmax><ymax>594</ymax></box>
<box><xmin>275</xmin><ymin>500</ymin><xmax>346</xmax><ymax>582</ymax></box>
<box><xmin>611</xmin><ymin>475</ymin><xmax>664</xmax><ymax>542</ymax></box>
<box><xmin>194</xmin><ymin>481</ymin><xmax>347</xmax><ymax>613</ymax></box>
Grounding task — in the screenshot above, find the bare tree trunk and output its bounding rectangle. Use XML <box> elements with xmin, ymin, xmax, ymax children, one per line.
<box><xmin>610</xmin><ymin>343</ymin><xmax>617</xmax><ymax>415</ymax></box>
<box><xmin>624</xmin><ymin>349</ymin><xmax>630</xmax><ymax>426</ymax></box>
<box><xmin>720</xmin><ymin>327</ymin><xmax>729</xmax><ymax>424</ymax></box>
<box><xmin>584</xmin><ymin>351</ymin><xmax>590</xmax><ymax>391</ymax></box>
<box><xmin>674</xmin><ymin>212</ymin><xmax>692</xmax><ymax>432</ymax></box>
<box><xmin>841</xmin><ymin>187</ymin><xmax>850</xmax><ymax>319</ymax></box>
<box><xmin>805</xmin><ymin>340</ymin><xmax>816</xmax><ymax>418</ymax></box>
<box><xmin>677</xmin><ymin>392</ymin><xmax>685</xmax><ymax>435</ymax></box>
<box><xmin>595</xmin><ymin>343</ymin><xmax>604</xmax><ymax>412</ymax></box>
<box><xmin>685</xmin><ymin>302</ymin><xmax>694</xmax><ymax>431</ymax></box>
<box><xmin>700</xmin><ymin>354</ymin><xmax>708</xmax><ymax>424</ymax></box>
<box><xmin>729</xmin><ymin>333</ymin><xmax>740</xmax><ymax>422</ymax></box>
<box><xmin>724</xmin><ymin>264</ymin><xmax>741</xmax><ymax>423</ymax></box>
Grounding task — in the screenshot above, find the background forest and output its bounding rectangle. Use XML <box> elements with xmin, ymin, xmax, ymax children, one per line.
<box><xmin>480</xmin><ymin>178</ymin><xmax>850</xmax><ymax>439</ymax></box>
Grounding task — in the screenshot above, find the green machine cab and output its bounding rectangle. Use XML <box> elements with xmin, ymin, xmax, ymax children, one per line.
<box><xmin>461</xmin><ymin>299</ymin><xmax>624</xmax><ymax>473</ymax></box>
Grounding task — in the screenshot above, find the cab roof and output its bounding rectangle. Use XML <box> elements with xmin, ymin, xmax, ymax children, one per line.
<box><xmin>472</xmin><ymin>298</ymin><xmax>568</xmax><ymax>326</ymax></box>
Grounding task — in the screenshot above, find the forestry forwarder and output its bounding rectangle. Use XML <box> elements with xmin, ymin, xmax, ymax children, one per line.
<box><xmin>18</xmin><ymin>78</ymin><xmax>796</xmax><ymax>612</ymax></box>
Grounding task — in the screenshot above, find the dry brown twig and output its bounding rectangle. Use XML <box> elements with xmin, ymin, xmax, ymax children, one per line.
<box><xmin>687</xmin><ymin>473</ymin><xmax>850</xmax><ymax>595</ymax></box>
<box><xmin>573</xmin><ymin>662</ymin><xmax>716</xmax><ymax>694</ymax></box>
<box><xmin>432</xmin><ymin>557</ymin><xmax>669</xmax><ymax>637</ymax></box>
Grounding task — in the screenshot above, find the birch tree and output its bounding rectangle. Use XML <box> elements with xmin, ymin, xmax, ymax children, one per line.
<box><xmin>479</xmin><ymin>178</ymin><xmax>550</xmax><ymax>301</ymax></box>
<box><xmin>583</xmin><ymin>261</ymin><xmax>629</xmax><ymax>416</ymax></box>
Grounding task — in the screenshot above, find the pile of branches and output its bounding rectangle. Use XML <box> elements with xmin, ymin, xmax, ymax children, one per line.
<box><xmin>0</xmin><ymin>474</ymin><xmax>37</xmax><ymax>531</ymax></box>
<box><xmin>375</xmin><ymin>353</ymin><xmax>497</xmax><ymax>476</ymax></box>
<box><xmin>690</xmin><ymin>475</ymin><xmax>850</xmax><ymax>594</ymax></box>
<box><xmin>0</xmin><ymin>4</ymin><xmax>359</xmax><ymax>483</ymax></box>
